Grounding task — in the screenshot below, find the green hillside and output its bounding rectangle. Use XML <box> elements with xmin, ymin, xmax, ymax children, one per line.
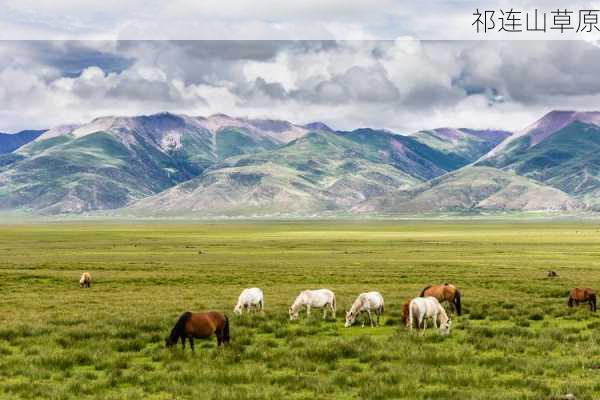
<box><xmin>411</xmin><ymin>128</ymin><xmax>511</xmax><ymax>166</ymax></box>
<box><xmin>130</xmin><ymin>130</ymin><xmax>426</xmax><ymax>216</ymax></box>
<box><xmin>479</xmin><ymin>121</ymin><xmax>600</xmax><ymax>209</ymax></box>
<box><xmin>355</xmin><ymin>167</ymin><xmax>582</xmax><ymax>214</ymax></box>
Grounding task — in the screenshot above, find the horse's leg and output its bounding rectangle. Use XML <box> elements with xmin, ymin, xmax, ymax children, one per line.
<box><xmin>306</xmin><ymin>304</ymin><xmax>311</xmax><ymax>318</ymax></box>
<box><xmin>323</xmin><ymin>307</ymin><xmax>327</xmax><ymax>320</ymax></box>
<box><xmin>181</xmin><ymin>336</ymin><xmax>186</xmax><ymax>350</ymax></box>
<box><xmin>367</xmin><ymin>309</ymin><xmax>373</xmax><ymax>327</ymax></box>
<box><xmin>432</xmin><ymin>312</ymin><xmax>438</xmax><ymax>329</ymax></box>
<box><xmin>189</xmin><ymin>337</ymin><xmax>195</xmax><ymax>352</ymax></box>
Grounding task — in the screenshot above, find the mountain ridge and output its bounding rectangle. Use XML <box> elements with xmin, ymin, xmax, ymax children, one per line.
<box><xmin>3</xmin><ymin>110</ymin><xmax>600</xmax><ymax>217</ymax></box>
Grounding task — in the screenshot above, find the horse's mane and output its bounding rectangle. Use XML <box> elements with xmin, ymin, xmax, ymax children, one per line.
<box><xmin>169</xmin><ymin>312</ymin><xmax>192</xmax><ymax>343</ymax></box>
<box><xmin>349</xmin><ymin>295</ymin><xmax>366</xmax><ymax>314</ymax></box>
<box><xmin>419</xmin><ymin>286</ymin><xmax>432</xmax><ymax>297</ymax></box>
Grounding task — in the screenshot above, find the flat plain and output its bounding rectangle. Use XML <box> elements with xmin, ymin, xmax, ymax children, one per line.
<box><xmin>0</xmin><ymin>221</ymin><xmax>599</xmax><ymax>399</ymax></box>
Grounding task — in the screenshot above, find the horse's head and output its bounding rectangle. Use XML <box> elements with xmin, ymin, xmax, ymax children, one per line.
<box><xmin>344</xmin><ymin>311</ymin><xmax>355</xmax><ymax>328</ymax></box>
<box><xmin>440</xmin><ymin>319</ymin><xmax>452</xmax><ymax>336</ymax></box>
<box><xmin>288</xmin><ymin>307</ymin><xmax>298</xmax><ymax>321</ymax></box>
<box><xmin>165</xmin><ymin>337</ymin><xmax>175</xmax><ymax>348</ymax></box>
<box><xmin>233</xmin><ymin>304</ymin><xmax>242</xmax><ymax>316</ymax></box>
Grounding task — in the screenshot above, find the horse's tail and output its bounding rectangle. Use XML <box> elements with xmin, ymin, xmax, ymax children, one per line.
<box><xmin>454</xmin><ymin>289</ymin><xmax>462</xmax><ymax>316</ymax></box>
<box><xmin>332</xmin><ymin>293</ymin><xmax>337</xmax><ymax>317</ymax></box>
<box><xmin>170</xmin><ymin>311</ymin><xmax>192</xmax><ymax>342</ymax></box>
<box><xmin>419</xmin><ymin>286</ymin><xmax>431</xmax><ymax>297</ymax></box>
<box><xmin>590</xmin><ymin>293</ymin><xmax>597</xmax><ymax>312</ymax></box>
<box><xmin>222</xmin><ymin>315</ymin><xmax>231</xmax><ymax>343</ymax></box>
<box><xmin>408</xmin><ymin>300</ymin><xmax>414</xmax><ymax>329</ymax></box>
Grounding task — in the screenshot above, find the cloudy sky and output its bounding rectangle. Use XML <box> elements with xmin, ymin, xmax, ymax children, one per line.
<box><xmin>1</xmin><ymin>40</ymin><xmax>600</xmax><ymax>133</ymax></box>
<box><xmin>3</xmin><ymin>0</ymin><xmax>600</xmax><ymax>40</ymax></box>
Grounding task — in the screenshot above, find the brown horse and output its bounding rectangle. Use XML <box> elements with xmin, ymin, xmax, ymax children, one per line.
<box><xmin>420</xmin><ymin>283</ymin><xmax>462</xmax><ymax>315</ymax></box>
<box><xmin>402</xmin><ymin>301</ymin><xmax>410</xmax><ymax>327</ymax></box>
<box><xmin>568</xmin><ymin>288</ymin><xmax>596</xmax><ymax>312</ymax></box>
<box><xmin>165</xmin><ymin>311</ymin><xmax>230</xmax><ymax>351</ymax></box>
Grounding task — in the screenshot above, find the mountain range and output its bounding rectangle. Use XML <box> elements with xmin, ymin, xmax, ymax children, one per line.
<box><xmin>0</xmin><ymin>110</ymin><xmax>597</xmax><ymax>217</ymax></box>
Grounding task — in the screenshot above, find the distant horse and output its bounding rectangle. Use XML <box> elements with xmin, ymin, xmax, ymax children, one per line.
<box><xmin>289</xmin><ymin>289</ymin><xmax>336</xmax><ymax>320</ymax></box>
<box><xmin>568</xmin><ymin>288</ymin><xmax>596</xmax><ymax>312</ymax></box>
<box><xmin>345</xmin><ymin>291</ymin><xmax>384</xmax><ymax>328</ymax></box>
<box><xmin>234</xmin><ymin>288</ymin><xmax>264</xmax><ymax>315</ymax></box>
<box><xmin>420</xmin><ymin>283</ymin><xmax>461</xmax><ymax>315</ymax></box>
<box><xmin>79</xmin><ymin>272</ymin><xmax>92</xmax><ymax>288</ymax></box>
<box><xmin>547</xmin><ymin>271</ymin><xmax>558</xmax><ymax>278</ymax></box>
<box><xmin>165</xmin><ymin>311</ymin><xmax>230</xmax><ymax>351</ymax></box>
<box><xmin>408</xmin><ymin>296</ymin><xmax>451</xmax><ymax>335</ymax></box>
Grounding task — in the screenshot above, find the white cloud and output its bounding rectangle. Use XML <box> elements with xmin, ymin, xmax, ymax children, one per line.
<box><xmin>1</xmin><ymin>40</ymin><xmax>600</xmax><ymax>135</ymax></box>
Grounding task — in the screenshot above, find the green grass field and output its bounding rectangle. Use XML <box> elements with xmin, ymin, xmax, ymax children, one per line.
<box><xmin>0</xmin><ymin>221</ymin><xmax>599</xmax><ymax>399</ymax></box>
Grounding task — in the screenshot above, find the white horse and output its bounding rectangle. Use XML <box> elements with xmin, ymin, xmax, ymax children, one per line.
<box><xmin>345</xmin><ymin>291</ymin><xmax>384</xmax><ymax>327</ymax></box>
<box><xmin>289</xmin><ymin>289</ymin><xmax>336</xmax><ymax>320</ymax></box>
<box><xmin>233</xmin><ymin>287</ymin><xmax>264</xmax><ymax>315</ymax></box>
<box><xmin>79</xmin><ymin>272</ymin><xmax>92</xmax><ymax>288</ymax></box>
<box><xmin>408</xmin><ymin>296</ymin><xmax>451</xmax><ymax>335</ymax></box>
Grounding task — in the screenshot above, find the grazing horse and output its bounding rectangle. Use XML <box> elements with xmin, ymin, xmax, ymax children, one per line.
<box><xmin>568</xmin><ymin>288</ymin><xmax>596</xmax><ymax>312</ymax></box>
<box><xmin>79</xmin><ymin>272</ymin><xmax>92</xmax><ymax>288</ymax></box>
<box><xmin>165</xmin><ymin>311</ymin><xmax>230</xmax><ymax>351</ymax></box>
<box><xmin>289</xmin><ymin>289</ymin><xmax>336</xmax><ymax>320</ymax></box>
<box><xmin>547</xmin><ymin>271</ymin><xmax>558</xmax><ymax>278</ymax></box>
<box><xmin>234</xmin><ymin>287</ymin><xmax>264</xmax><ymax>315</ymax></box>
<box><xmin>345</xmin><ymin>291</ymin><xmax>384</xmax><ymax>328</ymax></box>
<box><xmin>408</xmin><ymin>297</ymin><xmax>451</xmax><ymax>335</ymax></box>
<box><xmin>420</xmin><ymin>283</ymin><xmax>461</xmax><ymax>315</ymax></box>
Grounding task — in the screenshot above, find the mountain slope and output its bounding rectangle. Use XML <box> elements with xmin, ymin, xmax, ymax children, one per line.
<box><xmin>411</xmin><ymin>128</ymin><xmax>511</xmax><ymax>166</ymax></box>
<box><xmin>0</xmin><ymin>113</ymin><xmax>317</xmax><ymax>214</ymax></box>
<box><xmin>338</xmin><ymin>128</ymin><xmax>474</xmax><ymax>180</ymax></box>
<box><xmin>477</xmin><ymin>112</ymin><xmax>600</xmax><ymax>209</ymax></box>
<box><xmin>129</xmin><ymin>127</ymin><xmax>503</xmax><ymax>216</ymax></box>
<box><xmin>129</xmin><ymin>130</ymin><xmax>428</xmax><ymax>216</ymax></box>
<box><xmin>7</xmin><ymin>110</ymin><xmax>597</xmax><ymax>216</ymax></box>
<box><xmin>353</xmin><ymin>166</ymin><xmax>582</xmax><ymax>214</ymax></box>
<box><xmin>481</xmin><ymin>111</ymin><xmax>600</xmax><ymax>161</ymax></box>
<box><xmin>0</xmin><ymin>130</ymin><xmax>46</xmax><ymax>154</ymax></box>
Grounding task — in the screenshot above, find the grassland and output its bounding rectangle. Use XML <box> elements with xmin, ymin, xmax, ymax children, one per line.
<box><xmin>0</xmin><ymin>221</ymin><xmax>599</xmax><ymax>399</ymax></box>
